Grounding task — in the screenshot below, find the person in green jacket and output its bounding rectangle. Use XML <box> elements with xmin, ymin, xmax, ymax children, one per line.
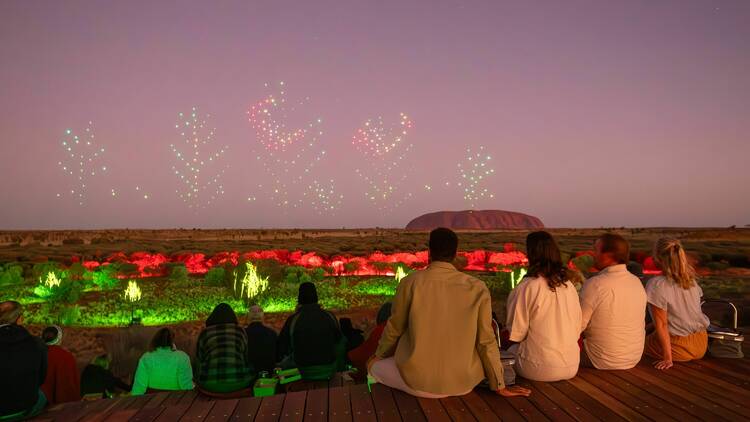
<box><xmin>131</xmin><ymin>328</ymin><xmax>193</xmax><ymax>395</ymax></box>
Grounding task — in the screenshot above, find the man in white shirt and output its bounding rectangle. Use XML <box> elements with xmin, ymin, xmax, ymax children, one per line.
<box><xmin>580</xmin><ymin>233</ymin><xmax>647</xmax><ymax>369</ymax></box>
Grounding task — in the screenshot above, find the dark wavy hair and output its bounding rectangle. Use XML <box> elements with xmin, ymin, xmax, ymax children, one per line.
<box><xmin>526</xmin><ymin>231</ymin><xmax>571</xmax><ymax>291</ymax></box>
<box><xmin>150</xmin><ymin>327</ymin><xmax>174</xmax><ymax>351</ymax></box>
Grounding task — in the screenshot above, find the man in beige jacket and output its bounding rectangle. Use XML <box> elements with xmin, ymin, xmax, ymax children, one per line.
<box><xmin>368</xmin><ymin>228</ymin><xmax>531</xmax><ymax>398</ymax></box>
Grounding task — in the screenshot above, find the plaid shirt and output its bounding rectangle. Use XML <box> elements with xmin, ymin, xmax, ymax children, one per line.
<box><xmin>196</xmin><ymin>324</ymin><xmax>253</xmax><ymax>386</ymax></box>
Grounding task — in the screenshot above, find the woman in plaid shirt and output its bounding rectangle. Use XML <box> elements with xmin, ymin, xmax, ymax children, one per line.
<box><xmin>196</xmin><ymin>303</ymin><xmax>254</xmax><ymax>393</ymax></box>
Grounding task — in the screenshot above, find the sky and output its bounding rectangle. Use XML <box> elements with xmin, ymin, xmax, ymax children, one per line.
<box><xmin>1</xmin><ymin>0</ymin><xmax>748</xmax><ymax>229</ymax></box>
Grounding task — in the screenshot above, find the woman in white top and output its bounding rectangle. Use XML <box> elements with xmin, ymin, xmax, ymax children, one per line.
<box><xmin>645</xmin><ymin>238</ymin><xmax>709</xmax><ymax>370</ymax></box>
<box><xmin>506</xmin><ymin>231</ymin><xmax>582</xmax><ymax>381</ymax></box>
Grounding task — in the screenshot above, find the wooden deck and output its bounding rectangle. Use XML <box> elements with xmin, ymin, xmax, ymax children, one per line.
<box><xmin>33</xmin><ymin>356</ymin><xmax>750</xmax><ymax>421</ymax></box>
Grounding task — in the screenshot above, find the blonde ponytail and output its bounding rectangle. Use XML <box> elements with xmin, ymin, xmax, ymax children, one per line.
<box><xmin>653</xmin><ymin>238</ymin><xmax>695</xmax><ymax>289</ymax></box>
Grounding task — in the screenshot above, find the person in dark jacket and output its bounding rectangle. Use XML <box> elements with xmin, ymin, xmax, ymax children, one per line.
<box><xmin>0</xmin><ymin>301</ymin><xmax>47</xmax><ymax>421</ymax></box>
<box><xmin>340</xmin><ymin>318</ymin><xmax>365</xmax><ymax>351</ymax></box>
<box><xmin>40</xmin><ymin>326</ymin><xmax>80</xmax><ymax>405</ymax></box>
<box><xmin>244</xmin><ymin>305</ymin><xmax>278</xmax><ymax>376</ymax></box>
<box><xmin>277</xmin><ymin>283</ymin><xmax>345</xmax><ymax>380</ymax></box>
<box><xmin>196</xmin><ymin>303</ymin><xmax>254</xmax><ymax>393</ymax></box>
<box><xmin>80</xmin><ymin>354</ymin><xmax>130</xmax><ymax>399</ymax></box>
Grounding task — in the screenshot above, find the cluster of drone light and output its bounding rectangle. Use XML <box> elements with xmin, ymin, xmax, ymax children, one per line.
<box><xmin>352</xmin><ymin>113</ymin><xmax>412</xmax><ymax>158</ymax></box>
<box><xmin>352</xmin><ymin>113</ymin><xmax>414</xmax><ymax>211</ymax></box>
<box><xmin>457</xmin><ymin>146</ymin><xmax>496</xmax><ymax>208</ymax></box>
<box><xmin>247</xmin><ymin>83</ymin><xmax>326</xmax><ymax>209</ymax></box>
<box><xmin>170</xmin><ymin>107</ymin><xmax>228</xmax><ymax>209</ymax></box>
<box><xmin>303</xmin><ymin>180</ymin><xmax>344</xmax><ymax>215</ymax></box>
<box><xmin>57</xmin><ymin>122</ymin><xmax>107</xmax><ymax>205</ymax></box>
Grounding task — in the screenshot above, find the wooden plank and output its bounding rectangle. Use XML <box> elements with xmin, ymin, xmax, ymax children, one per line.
<box><xmin>391</xmin><ymin>389</ymin><xmax>427</xmax><ymax>422</ymax></box>
<box><xmin>580</xmin><ymin>369</ymin><xmax>699</xmax><ymax>422</ymax></box>
<box><xmin>566</xmin><ymin>376</ymin><xmax>649</xmax><ymax>421</ymax></box>
<box><xmin>550</xmin><ymin>380</ymin><xmax>625</xmax><ymax>421</ymax></box>
<box><xmin>125</xmin><ymin>394</ymin><xmax>155</xmax><ymax>410</ymax></box>
<box><xmin>633</xmin><ymin>362</ymin><xmax>750</xmax><ymax>419</ymax></box>
<box><xmin>459</xmin><ymin>392</ymin><xmax>500</xmax><ymax>422</ymax></box>
<box><xmin>628</xmin><ymin>365</ymin><xmax>746</xmax><ymax>420</ymax></box>
<box><xmin>178</xmin><ymin>390</ymin><xmax>199</xmax><ymax>406</ymax></box>
<box><xmin>348</xmin><ymin>384</ymin><xmax>376</xmax><ymax>422</ymax></box>
<box><xmin>439</xmin><ymin>396</ymin><xmax>477</xmax><ymax>421</ymax></box>
<box><xmin>161</xmin><ymin>391</ymin><xmax>187</xmax><ymax>406</ymax></box>
<box><xmin>679</xmin><ymin>360</ymin><xmax>750</xmax><ymax>388</ymax></box>
<box><xmin>103</xmin><ymin>409</ymin><xmax>139</xmax><ymax>422</ymax></box>
<box><xmin>256</xmin><ymin>394</ymin><xmax>286</xmax><ymax>422</ymax></box>
<box><xmin>204</xmin><ymin>399</ymin><xmax>239</xmax><ymax>422</ymax></box>
<box><xmin>474</xmin><ymin>389</ymin><xmax>525</xmax><ymax>422</ymax></box>
<box><xmin>153</xmin><ymin>403</ymin><xmax>192</xmax><ymax>422</ymax></box>
<box><xmin>60</xmin><ymin>398</ymin><xmax>115</xmax><ymax>422</ymax></box>
<box><xmin>279</xmin><ymin>391</ymin><xmax>307</xmax><ymax>422</ymax></box>
<box><xmin>669</xmin><ymin>362</ymin><xmax>750</xmax><ymax>399</ymax></box>
<box><xmin>81</xmin><ymin>396</ymin><xmax>138</xmax><ymax>422</ymax></box>
<box><xmin>180</xmin><ymin>400</ymin><xmax>216</xmax><ymax>422</ymax></box>
<box><xmin>303</xmin><ymin>387</ymin><xmax>328</xmax><ymax>422</ymax></box>
<box><xmin>329</xmin><ymin>373</ymin><xmax>344</xmax><ymax>387</ymax></box>
<box><xmin>609</xmin><ymin>369</ymin><xmax>723</xmax><ymax>421</ymax></box>
<box><xmin>143</xmin><ymin>392</ymin><xmax>171</xmax><ymax>409</ymax></box>
<box><xmin>369</xmin><ymin>384</ymin><xmax>400</xmax><ymax>422</ymax></box>
<box><xmin>575</xmin><ymin>370</ymin><xmax>674</xmax><ymax>421</ymax></box>
<box><xmin>523</xmin><ymin>382</ymin><xmax>580</xmax><ymax>422</ymax></box>
<box><xmin>416</xmin><ymin>398</ymin><xmax>451</xmax><ymax>422</ymax></box>
<box><xmin>328</xmin><ymin>386</ymin><xmax>352</xmax><ymax>422</ymax></box>
<box><xmin>230</xmin><ymin>397</ymin><xmax>263</xmax><ymax>421</ymax></box>
<box><xmin>129</xmin><ymin>406</ymin><xmax>166</xmax><ymax>422</ymax></box>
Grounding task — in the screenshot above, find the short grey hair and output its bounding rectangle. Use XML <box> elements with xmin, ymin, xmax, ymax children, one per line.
<box><xmin>0</xmin><ymin>301</ymin><xmax>22</xmax><ymax>325</ymax></box>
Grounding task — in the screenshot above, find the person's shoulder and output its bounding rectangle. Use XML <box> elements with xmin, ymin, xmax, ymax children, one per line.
<box><xmin>645</xmin><ymin>275</ymin><xmax>667</xmax><ymax>289</ymax></box>
<box><xmin>173</xmin><ymin>349</ymin><xmax>191</xmax><ymax>360</ymax></box>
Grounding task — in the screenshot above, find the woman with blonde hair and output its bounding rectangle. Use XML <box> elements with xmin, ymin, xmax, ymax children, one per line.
<box><xmin>644</xmin><ymin>238</ymin><xmax>709</xmax><ymax>369</ymax></box>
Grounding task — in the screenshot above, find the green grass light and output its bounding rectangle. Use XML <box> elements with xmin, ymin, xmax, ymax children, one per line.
<box><xmin>234</xmin><ymin>262</ymin><xmax>269</xmax><ymax>301</ymax></box>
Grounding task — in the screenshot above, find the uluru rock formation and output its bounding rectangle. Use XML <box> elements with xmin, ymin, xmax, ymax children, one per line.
<box><xmin>405</xmin><ymin>210</ymin><xmax>544</xmax><ymax>230</ymax></box>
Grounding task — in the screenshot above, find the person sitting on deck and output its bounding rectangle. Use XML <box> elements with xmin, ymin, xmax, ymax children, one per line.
<box><xmin>506</xmin><ymin>231</ymin><xmax>582</xmax><ymax>381</ymax></box>
<box><xmin>80</xmin><ymin>354</ymin><xmax>131</xmax><ymax>399</ymax></box>
<box><xmin>40</xmin><ymin>326</ymin><xmax>81</xmax><ymax>405</ymax></box>
<box><xmin>0</xmin><ymin>301</ymin><xmax>47</xmax><ymax>421</ymax></box>
<box><xmin>244</xmin><ymin>305</ymin><xmax>278</xmax><ymax>376</ymax></box>
<box><xmin>368</xmin><ymin>228</ymin><xmax>531</xmax><ymax>398</ymax></box>
<box><xmin>580</xmin><ymin>233</ymin><xmax>647</xmax><ymax>369</ymax></box>
<box><xmin>277</xmin><ymin>282</ymin><xmax>346</xmax><ymax>380</ymax></box>
<box><xmin>347</xmin><ymin>302</ymin><xmax>392</xmax><ymax>381</ymax></box>
<box><xmin>196</xmin><ymin>303</ymin><xmax>254</xmax><ymax>393</ymax></box>
<box><xmin>644</xmin><ymin>238</ymin><xmax>710</xmax><ymax>369</ymax></box>
<box><xmin>131</xmin><ymin>328</ymin><xmax>193</xmax><ymax>395</ymax></box>
<box><xmin>340</xmin><ymin>318</ymin><xmax>365</xmax><ymax>351</ymax></box>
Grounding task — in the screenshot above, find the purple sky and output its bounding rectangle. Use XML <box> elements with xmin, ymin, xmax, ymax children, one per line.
<box><xmin>1</xmin><ymin>1</ymin><xmax>748</xmax><ymax>229</ymax></box>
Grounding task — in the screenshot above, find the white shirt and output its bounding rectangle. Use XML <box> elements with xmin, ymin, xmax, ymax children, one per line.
<box><xmin>507</xmin><ymin>276</ymin><xmax>582</xmax><ymax>381</ymax></box>
<box><xmin>580</xmin><ymin>264</ymin><xmax>647</xmax><ymax>370</ymax></box>
<box><xmin>646</xmin><ymin>276</ymin><xmax>709</xmax><ymax>337</ymax></box>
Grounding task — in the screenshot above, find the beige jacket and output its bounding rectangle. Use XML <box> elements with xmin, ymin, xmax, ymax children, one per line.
<box><xmin>375</xmin><ymin>261</ymin><xmax>504</xmax><ymax>395</ymax></box>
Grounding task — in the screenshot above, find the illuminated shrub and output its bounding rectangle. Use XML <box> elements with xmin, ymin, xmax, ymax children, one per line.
<box><xmin>33</xmin><ymin>271</ymin><xmax>82</xmax><ymax>303</ymax></box>
<box><xmin>0</xmin><ymin>264</ymin><xmax>24</xmax><ymax>285</ymax></box>
<box><xmin>92</xmin><ymin>265</ymin><xmax>120</xmax><ymax>290</ymax></box>
<box><xmin>204</xmin><ymin>267</ymin><xmax>226</xmax><ymax>286</ymax></box>
<box><xmin>233</xmin><ymin>262</ymin><xmax>269</xmax><ymax>302</ymax></box>
<box><xmin>58</xmin><ymin>305</ymin><xmax>81</xmax><ymax>325</ymax></box>
<box><xmin>169</xmin><ymin>264</ymin><xmax>189</xmax><ymax>283</ymax></box>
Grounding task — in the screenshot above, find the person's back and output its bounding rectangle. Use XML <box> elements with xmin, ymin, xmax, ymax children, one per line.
<box><xmin>285</xmin><ymin>304</ymin><xmax>340</xmax><ymax>367</ymax></box>
<box><xmin>581</xmin><ymin>265</ymin><xmax>647</xmax><ymax>369</ymax></box>
<box><xmin>245</xmin><ymin>322</ymin><xmax>278</xmax><ymax>375</ymax></box>
<box><xmin>131</xmin><ymin>328</ymin><xmax>193</xmax><ymax>395</ymax></box>
<box><xmin>80</xmin><ymin>356</ymin><xmax>130</xmax><ymax>398</ymax></box>
<box><xmin>0</xmin><ymin>301</ymin><xmax>47</xmax><ymax>418</ymax></box>
<box><xmin>131</xmin><ymin>348</ymin><xmax>193</xmax><ymax>395</ymax></box>
<box><xmin>381</xmin><ymin>262</ymin><xmax>497</xmax><ymax>394</ymax></box>
<box><xmin>507</xmin><ymin>276</ymin><xmax>581</xmax><ymax>381</ymax></box>
<box><xmin>197</xmin><ymin>304</ymin><xmax>253</xmax><ymax>393</ymax></box>
<box><xmin>42</xmin><ymin>345</ymin><xmax>80</xmax><ymax>404</ymax></box>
